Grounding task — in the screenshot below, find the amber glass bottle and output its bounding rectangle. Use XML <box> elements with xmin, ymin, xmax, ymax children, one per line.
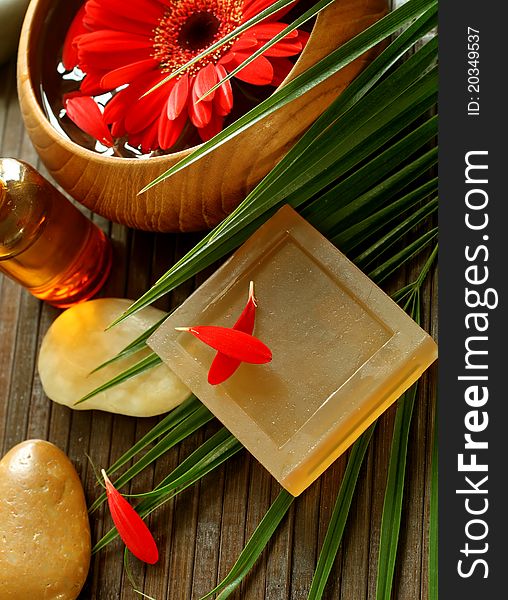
<box><xmin>0</xmin><ymin>158</ymin><xmax>111</xmax><ymax>307</ymax></box>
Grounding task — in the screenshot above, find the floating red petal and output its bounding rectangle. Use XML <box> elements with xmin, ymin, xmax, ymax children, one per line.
<box><xmin>65</xmin><ymin>96</ymin><xmax>114</xmax><ymax>147</ymax></box>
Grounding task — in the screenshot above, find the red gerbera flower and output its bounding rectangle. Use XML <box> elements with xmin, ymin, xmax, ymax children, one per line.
<box><xmin>63</xmin><ymin>0</ymin><xmax>309</xmax><ymax>153</ymax></box>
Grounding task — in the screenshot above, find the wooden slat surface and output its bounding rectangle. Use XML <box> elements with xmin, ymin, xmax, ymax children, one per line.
<box><xmin>0</xmin><ymin>49</ymin><xmax>437</xmax><ymax>600</ymax></box>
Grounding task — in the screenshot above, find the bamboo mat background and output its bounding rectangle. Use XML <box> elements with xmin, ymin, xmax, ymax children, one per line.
<box><xmin>0</xmin><ymin>31</ymin><xmax>437</xmax><ymax>600</ymax></box>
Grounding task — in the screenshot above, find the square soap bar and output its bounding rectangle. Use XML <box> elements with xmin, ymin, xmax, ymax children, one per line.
<box><xmin>148</xmin><ymin>206</ymin><xmax>437</xmax><ymax>496</ymax></box>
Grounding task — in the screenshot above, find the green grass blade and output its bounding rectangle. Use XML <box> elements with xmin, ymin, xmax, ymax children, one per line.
<box><xmin>303</xmin><ymin>120</ymin><xmax>437</xmax><ymax>231</ymax></box>
<box><xmin>307</xmin><ymin>425</ymin><xmax>375</xmax><ymax>599</ymax></box>
<box><xmin>109</xmin><ymin>15</ymin><xmax>438</xmax><ymax>327</ymax></box>
<box><xmin>375</xmin><ymin>383</ymin><xmax>419</xmax><ymax>600</ymax></box>
<box><xmin>389</xmin><ymin>245</ymin><xmax>437</xmax><ymax>306</ymax></box>
<box><xmin>199</xmin><ymin>490</ymin><xmax>295</xmax><ymax>600</ymax></box>
<box><xmin>106</xmin><ymin>395</ymin><xmax>203</xmax><ymax>476</ymax></box>
<box><xmin>256</xmin><ymin>6</ymin><xmax>437</xmax><ymax>197</ymax></box>
<box><xmin>90</xmin><ymin>314</ymin><xmax>168</xmax><ymax>374</ymax></box>
<box><xmin>375</xmin><ymin>259</ymin><xmax>436</xmax><ymax>599</ymax></box>
<box><xmin>88</xmin><ymin>403</ymin><xmax>213</xmax><ymax>513</ymax></box>
<box><xmin>197</xmin><ymin>0</ymin><xmax>337</xmax><ymax>102</ymax></box>
<box><xmin>333</xmin><ymin>183</ymin><xmax>437</xmax><ymax>252</ymax></box>
<box><xmin>139</xmin><ymin>0</ymin><xmax>437</xmax><ymax>193</ymax></box>
<box><xmin>250</xmin><ymin>67</ymin><xmax>437</xmax><ymax>219</ymax></box>
<box><xmin>139</xmin><ymin>435</ymin><xmax>243</xmax><ymax>519</ymax></box>
<box><xmin>74</xmin><ymin>353</ymin><xmax>163</xmax><ymax>406</ymax></box>
<box><xmin>252</xmin><ymin>38</ymin><xmax>438</xmax><ymax>211</ymax></box>
<box><xmin>129</xmin><ymin>428</ymin><xmax>239</xmax><ymax>499</ymax></box>
<box><xmin>144</xmin><ymin>428</ymin><xmax>236</xmax><ymax>498</ymax></box>
<box><xmin>350</xmin><ymin>198</ymin><xmax>438</xmax><ymax>267</ymax></box>
<box><xmin>209</xmin><ymin>55</ymin><xmax>438</xmax><ymax>241</ymax></box>
<box><xmin>308</xmin><ymin>250</ymin><xmax>436</xmax><ymax>599</ymax></box>
<box><xmin>365</xmin><ymin>227</ymin><xmax>438</xmax><ymax>283</ymax></box>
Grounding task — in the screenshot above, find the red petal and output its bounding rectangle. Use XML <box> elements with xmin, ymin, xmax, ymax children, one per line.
<box><xmin>80</xmin><ymin>72</ymin><xmax>108</xmax><ymax>95</ymax></box>
<box><xmin>242</xmin><ymin>0</ymin><xmax>296</xmax><ymax>21</ymax></box>
<box><xmin>124</xmin><ymin>76</ymin><xmax>174</xmax><ymax>134</ymax></box>
<box><xmin>214</xmin><ymin>65</ymin><xmax>233</xmax><ymax>117</ymax></box>
<box><xmin>249</xmin><ymin>22</ymin><xmax>299</xmax><ymax>40</ymax></box>
<box><xmin>298</xmin><ymin>29</ymin><xmax>311</xmax><ymax>46</ymax></box>
<box><xmin>222</xmin><ymin>53</ymin><xmax>274</xmax><ymax>86</ymax></box>
<box><xmin>77</xmin><ymin>31</ymin><xmax>152</xmax><ymax>71</ymax></box>
<box><xmin>230</xmin><ymin>34</ymin><xmax>258</xmax><ymax>52</ymax></box>
<box><xmin>103</xmin><ymin>88</ymin><xmax>134</xmax><ymax>124</ymax></box>
<box><xmin>197</xmin><ymin>110</ymin><xmax>224</xmax><ymax>142</ymax></box>
<box><xmin>260</xmin><ymin>40</ymin><xmax>303</xmax><ymax>57</ymax></box>
<box><xmin>193</xmin><ymin>63</ymin><xmax>218</xmax><ymax>101</ymax></box>
<box><xmin>177</xmin><ymin>326</ymin><xmax>272</xmax><ymax>364</ymax></box>
<box><xmin>167</xmin><ymin>74</ymin><xmax>190</xmax><ymax>120</ymax></box>
<box><xmin>208</xmin><ymin>282</ymin><xmax>257</xmax><ymax>385</ymax></box>
<box><xmin>103</xmin><ymin>471</ymin><xmax>159</xmax><ymax>565</ymax></box>
<box><xmin>188</xmin><ymin>78</ymin><xmax>213</xmax><ymax>128</ymax></box>
<box><xmin>62</xmin><ymin>90</ymin><xmax>84</xmax><ymax>104</ymax></box>
<box><xmin>158</xmin><ymin>109</ymin><xmax>187</xmax><ymax>150</ymax></box>
<box><xmin>62</xmin><ymin>5</ymin><xmax>88</xmax><ymax>70</ymax></box>
<box><xmin>138</xmin><ymin>119</ymin><xmax>160</xmax><ymax>153</ymax></box>
<box><xmin>269</xmin><ymin>57</ymin><xmax>294</xmax><ymax>86</ymax></box>
<box><xmin>100</xmin><ymin>59</ymin><xmax>158</xmax><ymax>89</ymax></box>
<box><xmin>111</xmin><ymin>119</ymin><xmax>126</xmax><ymax>138</ymax></box>
<box><xmin>84</xmin><ymin>5</ymin><xmax>159</xmax><ymax>37</ymax></box>
<box><xmin>78</xmin><ymin>30</ymin><xmax>153</xmax><ymax>53</ymax></box>
<box><xmin>65</xmin><ymin>96</ymin><xmax>114</xmax><ymax>147</ymax></box>
<box><xmin>128</xmin><ymin>119</ymin><xmax>160</xmax><ymax>153</ymax></box>
<box><xmin>102</xmin><ymin>70</ymin><xmax>162</xmax><ymax>125</ymax></box>
<box><xmin>85</xmin><ymin>0</ymin><xmax>163</xmax><ymax>28</ymax></box>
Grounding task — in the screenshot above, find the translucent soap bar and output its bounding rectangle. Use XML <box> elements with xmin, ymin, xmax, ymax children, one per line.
<box><xmin>148</xmin><ymin>206</ymin><xmax>437</xmax><ymax>496</ymax></box>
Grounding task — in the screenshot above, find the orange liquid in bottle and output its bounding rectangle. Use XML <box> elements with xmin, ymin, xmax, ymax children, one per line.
<box><xmin>0</xmin><ymin>159</ymin><xmax>111</xmax><ymax>307</ymax></box>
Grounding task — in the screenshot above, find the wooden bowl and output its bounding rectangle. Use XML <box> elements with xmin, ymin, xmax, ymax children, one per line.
<box><xmin>18</xmin><ymin>0</ymin><xmax>387</xmax><ymax>232</ymax></box>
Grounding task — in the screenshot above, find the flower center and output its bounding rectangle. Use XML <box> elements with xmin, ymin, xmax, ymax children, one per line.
<box><xmin>178</xmin><ymin>12</ymin><xmax>221</xmax><ymax>51</ymax></box>
<box><xmin>153</xmin><ymin>0</ymin><xmax>244</xmax><ymax>76</ymax></box>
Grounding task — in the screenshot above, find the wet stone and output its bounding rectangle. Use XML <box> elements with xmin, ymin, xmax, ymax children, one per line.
<box><xmin>0</xmin><ymin>440</ymin><xmax>91</xmax><ymax>599</ymax></box>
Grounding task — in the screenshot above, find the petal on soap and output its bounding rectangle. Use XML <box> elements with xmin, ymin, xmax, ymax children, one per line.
<box><xmin>208</xmin><ymin>282</ymin><xmax>257</xmax><ymax>385</ymax></box>
<box><xmin>176</xmin><ymin>326</ymin><xmax>272</xmax><ymax>364</ymax></box>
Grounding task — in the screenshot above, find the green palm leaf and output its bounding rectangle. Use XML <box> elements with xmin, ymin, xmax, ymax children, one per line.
<box><xmin>309</xmin><ymin>248</ymin><xmax>436</xmax><ymax>599</ymax></box>
<box><xmin>253</xmin><ymin>5</ymin><xmax>437</xmax><ymax>198</ymax></box>
<box><xmin>74</xmin><ymin>352</ymin><xmax>162</xmax><ymax>406</ymax></box>
<box><xmin>199</xmin><ymin>490</ymin><xmax>295</xmax><ymax>600</ymax></box>
<box><xmin>106</xmin><ymin>395</ymin><xmax>203</xmax><ymax>476</ymax></box>
<box><xmin>89</xmin><ymin>314</ymin><xmax>168</xmax><ymax>374</ymax></box>
<box><xmin>88</xmin><ymin>403</ymin><xmax>213</xmax><ymax>513</ymax></box>
<box><xmin>376</xmin><ymin>382</ymin><xmax>420</xmax><ymax>600</ymax></box>
<box><xmin>307</xmin><ymin>425</ymin><xmax>375</xmax><ymax>599</ymax></box>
